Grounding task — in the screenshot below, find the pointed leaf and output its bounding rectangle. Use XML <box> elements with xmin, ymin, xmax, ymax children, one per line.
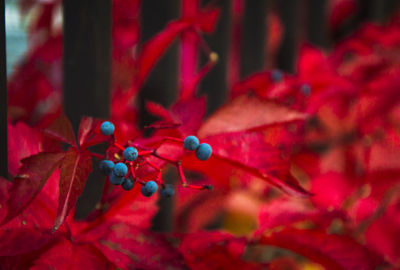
<box><xmin>136</xmin><ymin>20</ymin><xmax>188</xmax><ymax>88</ymax></box>
<box><xmin>44</xmin><ymin>114</ymin><xmax>76</xmax><ymax>146</ymax></box>
<box><xmin>198</xmin><ymin>95</ymin><xmax>307</xmax><ymax>138</ymax></box>
<box><xmin>197</xmin><ymin>8</ymin><xmax>220</xmax><ymax>33</ymax></box>
<box><xmin>147</xmin><ymin>97</ymin><xmax>206</xmax><ymax>137</ymax></box>
<box><xmin>53</xmin><ymin>148</ymin><xmax>92</xmax><ymax>231</ymax></box>
<box><xmin>8</xmin><ymin>122</ymin><xmax>42</xmax><ymax>176</ymax></box>
<box><xmin>3</xmin><ymin>152</ymin><xmax>65</xmax><ymax>224</ymax></box>
<box><xmin>78</xmin><ymin>116</ymin><xmax>107</xmax><ymax>148</ymax></box>
<box><xmin>146</xmin><ymin>101</ymin><xmax>175</xmax><ymax>123</ymax></box>
<box><xmin>257</xmin><ymin>228</ymin><xmax>382</xmax><ymax>270</ymax></box>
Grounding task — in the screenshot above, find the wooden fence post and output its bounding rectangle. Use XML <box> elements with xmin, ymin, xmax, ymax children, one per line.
<box><xmin>63</xmin><ymin>1</ymin><xmax>112</xmax><ymax>130</ymax></box>
<box><xmin>241</xmin><ymin>0</ymin><xmax>268</xmax><ymax>77</ymax></box>
<box><xmin>277</xmin><ymin>0</ymin><xmax>299</xmax><ymax>73</ymax></box>
<box><xmin>63</xmin><ymin>0</ymin><xmax>112</xmax><ymax>217</ymax></box>
<box><xmin>138</xmin><ymin>0</ymin><xmax>179</xmax><ymax>232</ymax></box>
<box><xmin>201</xmin><ymin>0</ymin><xmax>230</xmax><ymax>113</ymax></box>
<box><xmin>307</xmin><ymin>0</ymin><xmax>328</xmax><ymax>48</ymax></box>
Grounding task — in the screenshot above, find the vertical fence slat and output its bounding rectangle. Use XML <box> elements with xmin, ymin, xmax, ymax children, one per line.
<box><xmin>370</xmin><ymin>0</ymin><xmax>386</xmax><ymax>22</ymax></box>
<box><xmin>138</xmin><ymin>0</ymin><xmax>178</xmax><ymax>128</ymax></box>
<box><xmin>63</xmin><ymin>0</ymin><xmax>112</xmax><ymax>218</ymax></box>
<box><xmin>139</xmin><ymin>0</ymin><xmax>179</xmax><ymax>232</ymax></box>
<box><xmin>201</xmin><ymin>0</ymin><xmax>230</xmax><ymax>114</ymax></box>
<box><xmin>240</xmin><ymin>0</ymin><xmax>268</xmax><ymax>77</ymax></box>
<box><xmin>307</xmin><ymin>0</ymin><xmax>328</xmax><ymax>48</ymax></box>
<box><xmin>277</xmin><ymin>0</ymin><xmax>299</xmax><ymax>73</ymax></box>
<box><xmin>0</xmin><ymin>0</ymin><xmax>7</xmax><ymax>179</ymax></box>
<box><xmin>63</xmin><ymin>0</ymin><xmax>112</xmax><ymax>130</ymax></box>
<box><xmin>385</xmin><ymin>0</ymin><xmax>400</xmax><ymax>19</ymax></box>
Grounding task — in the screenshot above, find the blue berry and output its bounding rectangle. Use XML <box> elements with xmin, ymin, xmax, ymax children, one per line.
<box><xmin>195</xmin><ymin>143</ymin><xmax>212</xmax><ymax>161</ymax></box>
<box><xmin>100</xmin><ymin>121</ymin><xmax>115</xmax><ymax>136</ymax></box>
<box><xmin>271</xmin><ymin>69</ymin><xmax>283</xmax><ymax>82</ymax></box>
<box><xmin>122</xmin><ymin>178</ymin><xmax>134</xmax><ymax>191</ymax></box>
<box><xmin>113</xmin><ymin>162</ymin><xmax>128</xmax><ymax>177</ymax></box>
<box><xmin>300</xmin><ymin>83</ymin><xmax>311</xmax><ymax>97</ymax></box>
<box><xmin>184</xmin><ymin>135</ymin><xmax>200</xmax><ymax>151</ymax></box>
<box><xmin>123</xmin><ymin>146</ymin><xmax>138</xmax><ymax>161</ymax></box>
<box><xmin>109</xmin><ymin>172</ymin><xmax>124</xmax><ymax>185</ymax></box>
<box><xmin>99</xmin><ymin>160</ymin><xmax>114</xmax><ymax>175</ymax></box>
<box><xmin>141</xmin><ymin>181</ymin><xmax>158</xmax><ymax>197</ymax></box>
<box><xmin>161</xmin><ymin>184</ymin><xmax>175</xmax><ymax>198</ymax></box>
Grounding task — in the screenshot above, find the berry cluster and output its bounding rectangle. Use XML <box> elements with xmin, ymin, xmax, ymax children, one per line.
<box><xmin>98</xmin><ymin>121</ymin><xmax>213</xmax><ymax>197</ymax></box>
<box><xmin>183</xmin><ymin>135</ymin><xmax>212</xmax><ymax>160</ymax></box>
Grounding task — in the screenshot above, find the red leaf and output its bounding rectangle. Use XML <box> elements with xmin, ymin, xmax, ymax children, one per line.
<box><xmin>200</xmin><ymin>131</ymin><xmax>310</xmax><ymax>197</ymax></box>
<box><xmin>0</xmin><ymin>184</ymin><xmax>59</xmax><ymax>256</ymax></box>
<box><xmin>8</xmin><ymin>122</ymin><xmax>42</xmax><ymax>176</ymax></box>
<box><xmin>175</xmin><ymin>187</ymin><xmax>227</xmax><ymax>232</ymax></box>
<box><xmin>329</xmin><ymin>0</ymin><xmax>357</xmax><ymax>31</ymax></box>
<box><xmin>136</xmin><ymin>20</ymin><xmax>189</xmax><ymax>88</ymax></box>
<box><xmin>0</xmin><ymin>178</ymin><xmax>11</xmax><ymax>222</ymax></box>
<box><xmin>44</xmin><ymin>114</ymin><xmax>76</xmax><ymax>146</ymax></box>
<box><xmin>3</xmin><ymin>152</ymin><xmax>65</xmax><ymax>225</ymax></box>
<box><xmin>0</xmin><ymin>228</ymin><xmax>55</xmax><ymax>257</ymax></box>
<box><xmin>171</xmin><ymin>98</ymin><xmax>206</xmax><ymax>136</ymax></box>
<box><xmin>206</xmin><ymin>131</ymin><xmax>288</xmax><ymax>174</ymax></box>
<box><xmin>53</xmin><ymin>148</ymin><xmax>92</xmax><ymax>231</ymax></box>
<box><xmin>198</xmin><ymin>95</ymin><xmax>307</xmax><ymax>138</ymax></box>
<box><xmin>197</xmin><ymin>8</ymin><xmax>220</xmax><ymax>33</ymax></box>
<box><xmin>80</xmin><ymin>188</ymin><xmax>159</xmax><ymax>234</ymax></box>
<box><xmin>180</xmin><ymin>0</ymin><xmax>199</xmax><ymax>101</ymax></box>
<box><xmin>31</xmin><ymin>239</ymin><xmax>113</xmax><ymax>270</ymax></box>
<box><xmin>265</xmin><ymin>12</ymin><xmax>283</xmax><ymax>66</ymax></box>
<box><xmin>106</xmin><ymin>191</ymin><xmax>158</xmax><ymax>229</ymax></box>
<box><xmin>256</xmin><ymin>199</ymin><xmax>344</xmax><ymax>236</ymax></box>
<box><xmin>78</xmin><ymin>116</ymin><xmax>107</xmax><ymax>148</ymax></box>
<box><xmin>179</xmin><ymin>231</ymin><xmax>260</xmax><ymax>270</ymax></box>
<box><xmin>146</xmin><ymin>101</ymin><xmax>175</xmax><ymax>123</ymax></box>
<box><xmin>147</xmin><ymin>97</ymin><xmax>206</xmax><ymax>137</ymax></box>
<box><xmin>365</xmin><ymin>203</ymin><xmax>400</xmax><ymax>266</ymax></box>
<box><xmin>94</xmin><ymin>223</ymin><xmax>186</xmax><ymax>270</ymax></box>
<box><xmin>310</xmin><ymin>172</ymin><xmax>360</xmax><ymax>210</ymax></box>
<box><xmin>258</xmin><ymin>228</ymin><xmax>381</xmax><ymax>270</ymax></box>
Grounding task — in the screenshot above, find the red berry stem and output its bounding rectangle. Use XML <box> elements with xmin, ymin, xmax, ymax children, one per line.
<box><xmin>177</xmin><ymin>163</ymin><xmax>209</xmax><ymax>190</ymax></box>
<box><xmin>192</xmin><ymin>28</ymin><xmax>212</xmax><ymax>55</ymax></box>
<box><xmin>136</xmin><ymin>178</ymin><xmax>147</xmax><ymax>185</ymax></box>
<box><xmin>144</xmin><ymin>122</ymin><xmax>181</xmax><ymax>130</ymax></box>
<box><xmin>129</xmin><ymin>166</ymin><xmax>136</xmax><ymax>179</ymax></box>
<box><xmin>138</xmin><ymin>150</ymin><xmax>154</xmax><ymax>156</ymax></box>
<box><xmin>159</xmin><ymin>136</ymin><xmax>184</xmax><ymax>144</ymax></box>
<box><xmin>152</xmin><ymin>152</ymin><xmax>177</xmax><ymax>164</ymax></box>
<box><xmin>131</xmin><ymin>142</ymin><xmax>153</xmax><ymax>151</ymax></box>
<box><xmin>142</xmin><ymin>159</ymin><xmax>162</xmax><ymax>178</ymax></box>
<box><xmin>113</xmin><ymin>142</ymin><xmax>125</xmax><ymax>151</ymax></box>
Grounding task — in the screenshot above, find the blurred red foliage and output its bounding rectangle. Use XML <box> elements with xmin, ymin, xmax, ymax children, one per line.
<box><xmin>2</xmin><ymin>0</ymin><xmax>400</xmax><ymax>269</ymax></box>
